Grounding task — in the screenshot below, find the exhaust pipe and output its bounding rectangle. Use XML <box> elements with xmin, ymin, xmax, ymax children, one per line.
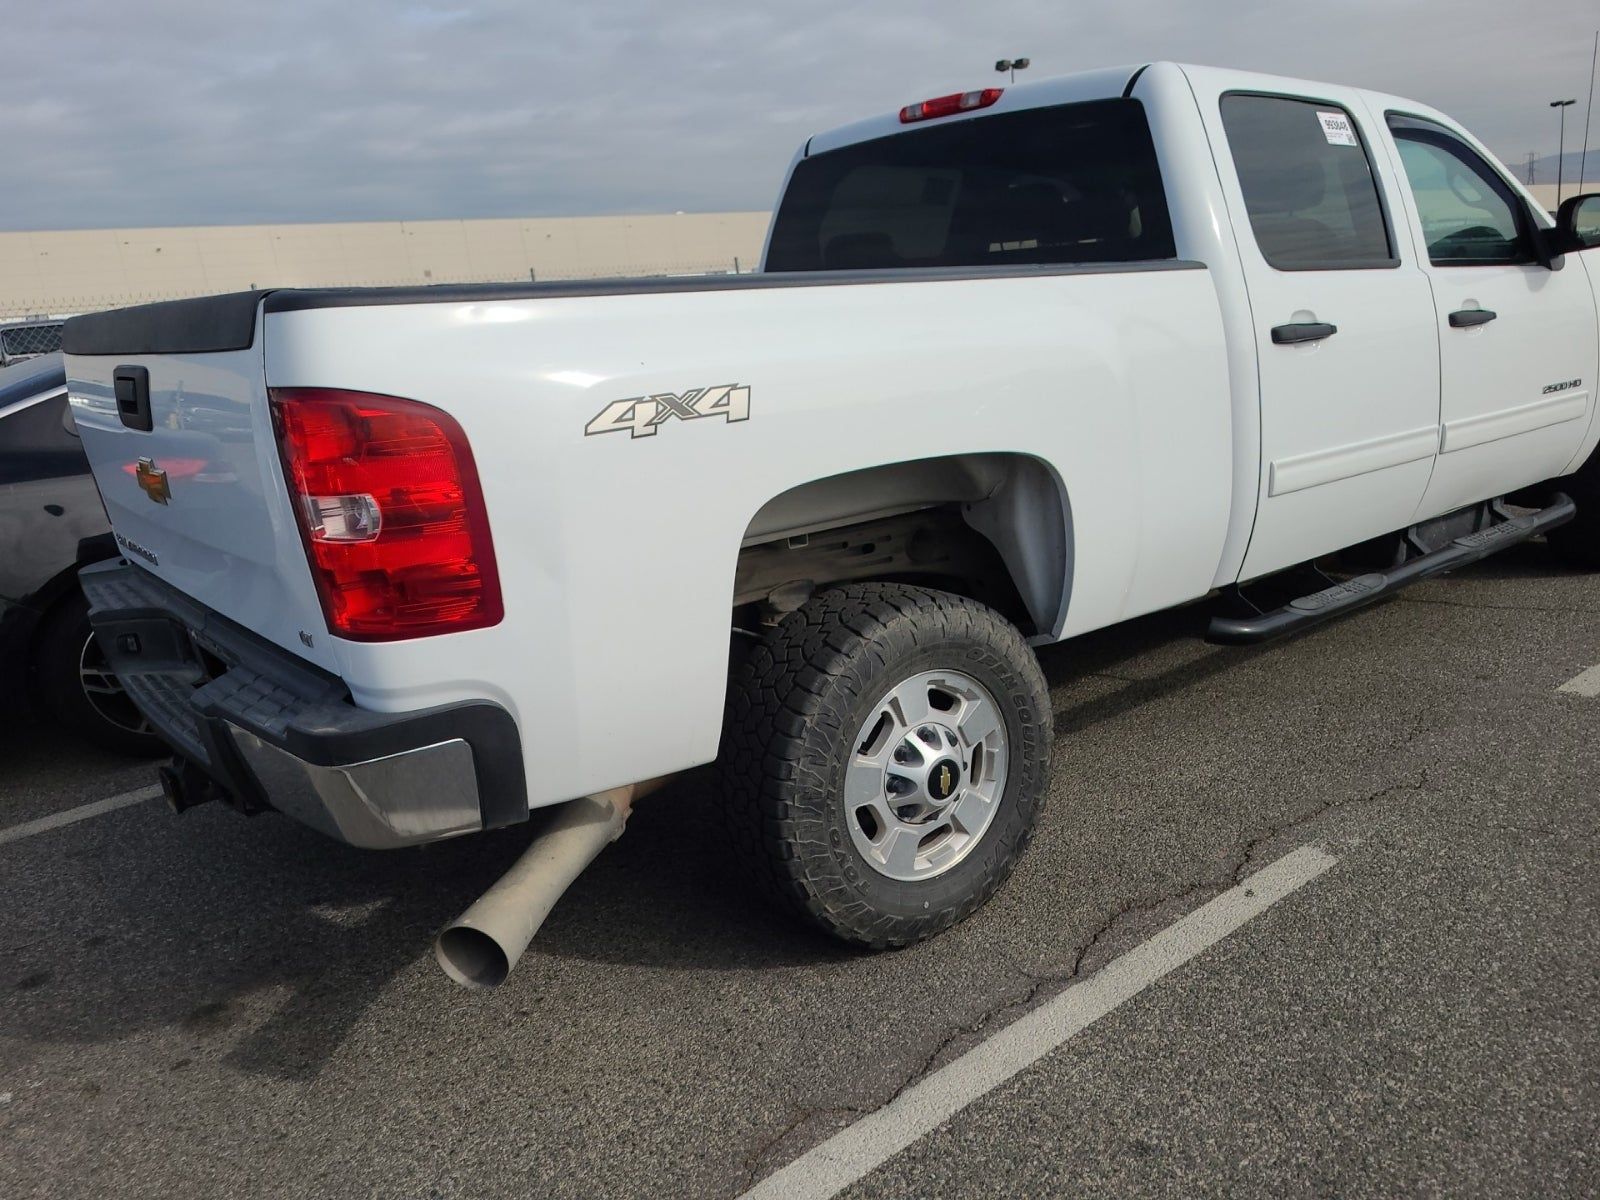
<box><xmin>434</xmin><ymin>776</ymin><xmax>668</xmax><ymax>989</ymax></box>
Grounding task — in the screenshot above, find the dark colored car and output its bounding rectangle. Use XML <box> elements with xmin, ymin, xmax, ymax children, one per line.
<box><xmin>0</xmin><ymin>353</ymin><xmax>162</xmax><ymax>754</ymax></box>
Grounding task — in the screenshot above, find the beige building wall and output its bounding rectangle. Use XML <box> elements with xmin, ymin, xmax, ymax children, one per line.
<box><xmin>0</xmin><ymin>211</ymin><xmax>772</xmax><ymax>319</ymax></box>
<box><xmin>8</xmin><ymin>179</ymin><xmax>1590</xmax><ymax>321</ymax></box>
<box><xmin>1527</xmin><ymin>183</ymin><xmax>1554</xmax><ymax>210</ymax></box>
<box><xmin>1526</xmin><ymin>182</ymin><xmax>1599</xmax><ymax>213</ymax></box>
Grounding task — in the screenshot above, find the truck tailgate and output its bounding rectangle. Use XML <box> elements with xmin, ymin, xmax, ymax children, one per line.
<box><xmin>64</xmin><ymin>296</ymin><xmax>337</xmax><ymax>674</ymax></box>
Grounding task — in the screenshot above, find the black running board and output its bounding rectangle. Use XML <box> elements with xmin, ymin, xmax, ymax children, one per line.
<box><xmin>1208</xmin><ymin>493</ymin><xmax>1575</xmax><ymax>645</ymax></box>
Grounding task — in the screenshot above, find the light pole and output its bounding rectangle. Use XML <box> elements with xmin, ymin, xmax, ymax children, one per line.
<box><xmin>995</xmin><ymin>57</ymin><xmax>1030</xmax><ymax>84</ymax></box>
<box><xmin>1552</xmin><ymin>98</ymin><xmax>1576</xmax><ymax>206</ymax></box>
<box><xmin>1581</xmin><ymin>30</ymin><xmax>1598</xmax><ymax>194</ymax></box>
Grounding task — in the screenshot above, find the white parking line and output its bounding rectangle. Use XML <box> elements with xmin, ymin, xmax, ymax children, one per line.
<box><xmin>1557</xmin><ymin>663</ymin><xmax>1600</xmax><ymax>696</ymax></box>
<box><xmin>0</xmin><ymin>784</ymin><xmax>162</xmax><ymax>847</ymax></box>
<box><xmin>739</xmin><ymin>845</ymin><xmax>1340</xmax><ymax>1200</ymax></box>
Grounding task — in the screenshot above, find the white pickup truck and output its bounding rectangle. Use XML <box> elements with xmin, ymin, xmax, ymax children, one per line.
<box><xmin>65</xmin><ymin>63</ymin><xmax>1600</xmax><ymax>987</ymax></box>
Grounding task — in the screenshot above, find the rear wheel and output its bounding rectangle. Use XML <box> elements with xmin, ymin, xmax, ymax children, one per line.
<box><xmin>718</xmin><ymin>583</ymin><xmax>1051</xmax><ymax>948</ymax></box>
<box><xmin>35</xmin><ymin>591</ymin><xmax>165</xmax><ymax>757</ymax></box>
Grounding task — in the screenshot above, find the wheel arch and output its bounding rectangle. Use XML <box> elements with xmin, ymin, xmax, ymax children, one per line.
<box><xmin>736</xmin><ymin>452</ymin><xmax>1073</xmax><ymax>639</ymax></box>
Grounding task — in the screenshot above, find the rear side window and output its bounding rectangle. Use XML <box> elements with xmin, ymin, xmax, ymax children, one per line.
<box><xmin>765</xmin><ymin>99</ymin><xmax>1175</xmax><ymax>272</ymax></box>
<box><xmin>1220</xmin><ymin>94</ymin><xmax>1395</xmax><ymax>270</ymax></box>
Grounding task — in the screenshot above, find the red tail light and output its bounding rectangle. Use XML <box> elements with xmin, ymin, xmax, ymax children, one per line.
<box><xmin>899</xmin><ymin>88</ymin><xmax>1002</xmax><ymax>123</ymax></box>
<box><xmin>270</xmin><ymin>388</ymin><xmax>502</xmax><ymax>641</ymax></box>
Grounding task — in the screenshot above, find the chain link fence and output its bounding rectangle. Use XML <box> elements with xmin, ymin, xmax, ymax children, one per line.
<box><xmin>0</xmin><ymin>319</ymin><xmax>66</xmax><ymax>366</ymax></box>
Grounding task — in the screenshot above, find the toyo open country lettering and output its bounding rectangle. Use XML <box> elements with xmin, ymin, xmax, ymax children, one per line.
<box><xmin>62</xmin><ymin>63</ymin><xmax>1600</xmax><ymax>988</ymax></box>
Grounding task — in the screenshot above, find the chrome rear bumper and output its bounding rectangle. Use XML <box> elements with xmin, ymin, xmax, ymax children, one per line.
<box><xmin>228</xmin><ymin>728</ymin><xmax>483</xmax><ymax>848</ymax></box>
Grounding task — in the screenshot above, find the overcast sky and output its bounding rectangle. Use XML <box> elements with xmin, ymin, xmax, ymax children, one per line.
<box><xmin>2</xmin><ymin>0</ymin><xmax>1597</xmax><ymax>231</ymax></box>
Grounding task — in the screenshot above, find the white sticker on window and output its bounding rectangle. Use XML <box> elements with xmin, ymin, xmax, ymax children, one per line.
<box><xmin>1316</xmin><ymin>111</ymin><xmax>1359</xmax><ymax>147</ymax></box>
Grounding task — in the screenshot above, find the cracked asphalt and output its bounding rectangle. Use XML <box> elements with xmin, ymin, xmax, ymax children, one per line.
<box><xmin>2</xmin><ymin>542</ymin><xmax>1597</xmax><ymax>1199</ymax></box>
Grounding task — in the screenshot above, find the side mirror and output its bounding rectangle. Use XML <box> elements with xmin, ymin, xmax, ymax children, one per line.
<box><xmin>1555</xmin><ymin>193</ymin><xmax>1600</xmax><ymax>252</ymax></box>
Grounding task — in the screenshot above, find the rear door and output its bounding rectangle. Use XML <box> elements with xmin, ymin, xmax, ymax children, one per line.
<box><xmin>1202</xmin><ymin>87</ymin><xmax>1442</xmax><ymax>580</ymax></box>
<box><xmin>1381</xmin><ymin>112</ymin><xmax>1600</xmax><ymax>517</ymax></box>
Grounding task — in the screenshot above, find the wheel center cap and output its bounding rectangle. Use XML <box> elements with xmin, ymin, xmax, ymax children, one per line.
<box><xmin>927</xmin><ymin>757</ymin><xmax>961</xmax><ymax>804</ymax></box>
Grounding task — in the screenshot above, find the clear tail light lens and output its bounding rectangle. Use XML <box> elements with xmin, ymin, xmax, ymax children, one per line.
<box><xmin>270</xmin><ymin>387</ymin><xmax>503</xmax><ymax>641</ymax></box>
<box><xmin>302</xmin><ymin>493</ymin><xmax>382</xmax><ymax>542</ymax></box>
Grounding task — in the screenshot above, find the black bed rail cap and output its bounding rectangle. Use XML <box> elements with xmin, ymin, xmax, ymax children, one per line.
<box><xmin>63</xmin><ymin>259</ymin><xmax>1210</xmax><ymax>354</ymax></box>
<box><xmin>62</xmin><ymin>290</ymin><xmax>271</xmax><ymax>357</ymax></box>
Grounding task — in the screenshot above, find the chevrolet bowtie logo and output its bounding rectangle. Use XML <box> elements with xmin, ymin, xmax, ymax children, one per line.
<box><xmin>939</xmin><ymin>765</ymin><xmax>953</xmax><ymax>795</ymax></box>
<box><xmin>134</xmin><ymin>458</ymin><xmax>171</xmax><ymax>505</ymax></box>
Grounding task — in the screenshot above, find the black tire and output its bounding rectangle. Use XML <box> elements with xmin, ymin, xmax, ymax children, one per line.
<box><xmin>1545</xmin><ymin>466</ymin><xmax>1600</xmax><ymax>569</ymax></box>
<box><xmin>718</xmin><ymin>583</ymin><xmax>1052</xmax><ymax>948</ymax></box>
<box><xmin>34</xmin><ymin>590</ymin><xmax>166</xmax><ymax>757</ymax></box>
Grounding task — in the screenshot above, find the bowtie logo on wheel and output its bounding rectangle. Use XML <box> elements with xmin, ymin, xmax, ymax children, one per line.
<box><xmin>584</xmin><ymin>384</ymin><xmax>750</xmax><ymax>439</ymax></box>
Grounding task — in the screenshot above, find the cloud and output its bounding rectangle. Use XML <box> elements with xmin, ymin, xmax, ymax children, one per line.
<box><xmin>1</xmin><ymin>0</ymin><xmax>1595</xmax><ymax>230</ymax></box>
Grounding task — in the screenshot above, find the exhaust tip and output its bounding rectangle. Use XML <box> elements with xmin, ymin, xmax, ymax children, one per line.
<box><xmin>434</xmin><ymin>925</ymin><xmax>511</xmax><ymax>990</ymax></box>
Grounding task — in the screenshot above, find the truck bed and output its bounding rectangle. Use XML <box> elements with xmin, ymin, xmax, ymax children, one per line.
<box><xmin>66</xmin><ymin>261</ymin><xmax>1232</xmax><ymax>812</ymax></box>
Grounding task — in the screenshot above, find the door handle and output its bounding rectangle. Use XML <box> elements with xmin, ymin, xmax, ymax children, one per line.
<box><xmin>1448</xmin><ymin>308</ymin><xmax>1497</xmax><ymax>328</ymax></box>
<box><xmin>1271</xmin><ymin>321</ymin><xmax>1338</xmax><ymax>344</ymax></box>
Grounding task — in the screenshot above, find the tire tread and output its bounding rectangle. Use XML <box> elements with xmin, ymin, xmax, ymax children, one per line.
<box><xmin>717</xmin><ymin>583</ymin><xmax>1050</xmax><ymax>948</ymax></box>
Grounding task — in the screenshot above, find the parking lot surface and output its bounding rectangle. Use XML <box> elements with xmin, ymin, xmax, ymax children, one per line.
<box><xmin>2</xmin><ymin>544</ymin><xmax>1597</xmax><ymax>1199</ymax></box>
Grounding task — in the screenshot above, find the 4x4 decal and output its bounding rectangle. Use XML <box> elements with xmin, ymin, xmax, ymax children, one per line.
<box><xmin>584</xmin><ymin>384</ymin><xmax>750</xmax><ymax>439</ymax></box>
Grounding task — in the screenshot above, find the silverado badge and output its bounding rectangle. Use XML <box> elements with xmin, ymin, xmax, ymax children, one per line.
<box><xmin>134</xmin><ymin>458</ymin><xmax>171</xmax><ymax>505</ymax></box>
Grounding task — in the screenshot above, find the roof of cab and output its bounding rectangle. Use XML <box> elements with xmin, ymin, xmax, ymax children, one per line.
<box><xmin>806</xmin><ymin>63</ymin><xmax>1149</xmax><ymax>158</ymax></box>
<box><xmin>801</xmin><ymin>61</ymin><xmax>1454</xmax><ymax>160</ymax></box>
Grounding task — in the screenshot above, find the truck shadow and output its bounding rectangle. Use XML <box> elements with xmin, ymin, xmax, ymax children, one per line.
<box><xmin>1420</xmin><ymin>538</ymin><xmax>1590</xmax><ymax>585</ymax></box>
<box><xmin>1</xmin><ymin>771</ymin><xmax>844</xmax><ymax>1082</ymax></box>
<box><xmin>1036</xmin><ymin>601</ymin><xmax>1267</xmax><ymax>734</ymax></box>
<box><xmin>1</xmin><ymin>546</ymin><xmax>1575</xmax><ymax>1082</ymax></box>
<box><xmin>2</xmin><ymin>809</ymin><xmax>491</xmax><ymax>1079</ymax></box>
<box><xmin>1036</xmin><ymin>541</ymin><xmax>1585</xmax><ymax>733</ymax></box>
<box><xmin>218</xmin><ymin>783</ymin><xmax>843</xmax><ymax>1080</ymax></box>
<box><xmin>0</xmin><ymin>713</ymin><xmax>158</xmax><ymax>826</ymax></box>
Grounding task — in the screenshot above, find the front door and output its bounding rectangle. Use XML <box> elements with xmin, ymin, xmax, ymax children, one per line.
<box><xmin>1383</xmin><ymin>112</ymin><xmax>1600</xmax><ymax>519</ymax></box>
<box><xmin>1206</xmin><ymin>89</ymin><xmax>1442</xmax><ymax>580</ymax></box>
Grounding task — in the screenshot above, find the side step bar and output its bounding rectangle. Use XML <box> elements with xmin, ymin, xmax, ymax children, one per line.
<box><xmin>1208</xmin><ymin>493</ymin><xmax>1575</xmax><ymax>645</ymax></box>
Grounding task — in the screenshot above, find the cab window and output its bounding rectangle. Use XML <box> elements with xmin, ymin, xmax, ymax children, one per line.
<box><xmin>1386</xmin><ymin>114</ymin><xmax>1534</xmax><ymax>266</ymax></box>
<box><xmin>765</xmin><ymin>99</ymin><xmax>1176</xmax><ymax>271</ymax></box>
<box><xmin>1220</xmin><ymin>94</ymin><xmax>1395</xmax><ymax>270</ymax></box>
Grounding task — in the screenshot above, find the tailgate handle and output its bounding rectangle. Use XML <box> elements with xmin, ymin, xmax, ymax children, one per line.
<box><xmin>113</xmin><ymin>365</ymin><xmax>152</xmax><ymax>432</ymax></box>
<box><xmin>1270</xmin><ymin>321</ymin><xmax>1338</xmax><ymax>345</ymax></box>
<box><xmin>1448</xmin><ymin>308</ymin><xmax>1497</xmax><ymax>328</ymax></box>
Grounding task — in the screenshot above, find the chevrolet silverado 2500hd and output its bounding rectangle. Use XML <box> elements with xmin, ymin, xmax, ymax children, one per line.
<box><xmin>64</xmin><ymin>63</ymin><xmax>1600</xmax><ymax>987</ymax></box>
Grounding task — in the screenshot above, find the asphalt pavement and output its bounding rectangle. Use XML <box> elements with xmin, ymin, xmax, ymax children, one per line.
<box><xmin>2</xmin><ymin>542</ymin><xmax>1596</xmax><ymax>1199</ymax></box>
